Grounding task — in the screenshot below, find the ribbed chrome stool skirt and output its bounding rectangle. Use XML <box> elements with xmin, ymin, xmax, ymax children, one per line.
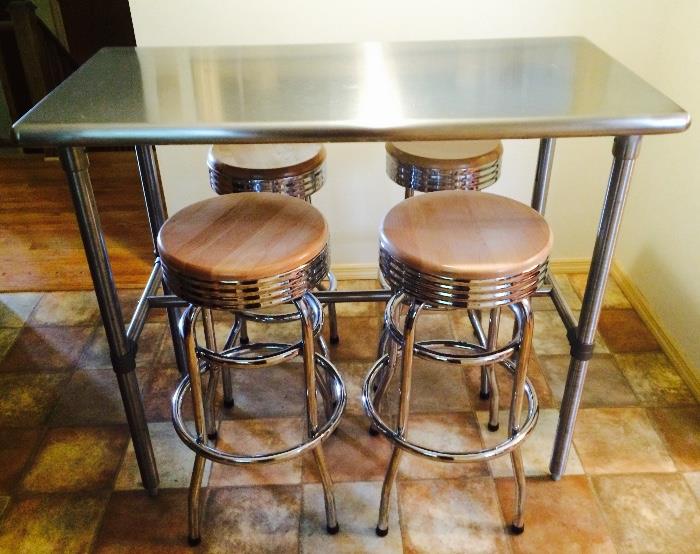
<box><xmin>364</xmin><ymin>255</ymin><xmax>546</xmax><ymax>537</ymax></box>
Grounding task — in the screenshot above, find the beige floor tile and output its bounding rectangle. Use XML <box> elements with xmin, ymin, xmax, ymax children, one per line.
<box><xmin>325</xmin><ymin>316</ymin><xmax>382</xmax><ymax>361</ymax></box>
<box><xmin>683</xmin><ymin>472</ymin><xmax>700</xmax><ymax>502</ymax></box>
<box><xmin>533</xmin><ymin>310</ymin><xmax>608</xmax><ymax>356</ymax></box>
<box><xmin>539</xmin><ymin>354</ymin><xmax>638</xmax><ymax>407</ymax></box>
<box><xmin>28</xmin><ymin>291</ymin><xmax>100</xmax><ymax>326</ymax></box>
<box><xmin>399</xmin><ymin>412</ymin><xmax>489</xmax><ymax>480</ymax></box>
<box><xmin>80</xmin><ymin>323</ymin><xmax>166</xmax><ymax>370</ymax></box>
<box><xmin>593</xmin><ymin>473</ymin><xmax>700</xmax><ymax>553</ymax></box>
<box><xmin>615</xmin><ymin>352</ymin><xmax>696</xmax><ymax>406</ymax></box>
<box><xmin>115</xmin><ymin>421</ymin><xmax>210</xmax><ymax>490</ymax></box>
<box><xmin>550</xmin><ymin>273</ymin><xmax>583</xmax><ymax>309</ymax></box>
<box><xmin>477</xmin><ymin>408</ymin><xmax>584</xmax><ymax>477</ymax></box>
<box><xmin>203</xmin><ymin>485</ymin><xmax>301</xmax><ymax>552</ymax></box>
<box><xmin>496</xmin><ymin>475</ymin><xmax>616</xmax><ymax>553</ymax></box>
<box><xmin>0</xmin><ymin>292</ymin><xmax>41</xmax><ymax>327</ymax></box>
<box><xmin>301</xmin><ymin>481</ymin><xmax>402</xmax><ymax>553</ymax></box>
<box><xmin>648</xmin><ymin>407</ymin><xmax>700</xmax><ymax>471</ymax></box>
<box><xmin>573</xmin><ymin>408</ymin><xmax>675</xmax><ymax>474</ymax></box>
<box><xmin>569</xmin><ymin>273</ymin><xmax>631</xmax><ymax>309</ymax></box>
<box><xmin>340</xmin><ymin>360</ymin><xmax>377</xmax><ymax>416</ymax></box>
<box><xmin>303</xmin><ymin>415</ymin><xmax>392</xmax><ymax>483</ymax></box>
<box><xmin>209</xmin><ymin>417</ymin><xmax>304</xmax><ymax>486</ymax></box>
<box><xmin>399</xmin><ymin>477</ymin><xmax>510</xmax><ymax>553</ymax></box>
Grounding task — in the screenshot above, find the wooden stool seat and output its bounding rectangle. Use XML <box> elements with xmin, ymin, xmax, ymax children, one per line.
<box><xmin>208</xmin><ymin>143</ymin><xmax>325</xmax><ymax>180</ymax></box>
<box><xmin>158</xmin><ymin>192</ymin><xmax>328</xmax><ymax>283</ymax></box>
<box><xmin>380</xmin><ymin>190</ymin><xmax>552</xmax><ymax>280</ymax></box>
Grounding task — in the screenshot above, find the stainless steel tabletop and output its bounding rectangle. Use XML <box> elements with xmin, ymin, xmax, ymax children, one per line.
<box><xmin>13</xmin><ymin>37</ymin><xmax>689</xmax><ymax>146</ymax></box>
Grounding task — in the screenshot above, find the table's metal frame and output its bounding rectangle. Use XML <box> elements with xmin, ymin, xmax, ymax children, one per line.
<box><xmin>55</xmin><ymin>130</ymin><xmax>640</xmax><ymax>493</ymax></box>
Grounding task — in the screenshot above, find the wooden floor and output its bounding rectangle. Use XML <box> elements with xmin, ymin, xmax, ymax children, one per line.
<box><xmin>0</xmin><ymin>151</ymin><xmax>154</xmax><ymax>291</ymax></box>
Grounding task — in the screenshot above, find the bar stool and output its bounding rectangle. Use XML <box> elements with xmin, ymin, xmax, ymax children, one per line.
<box><xmin>363</xmin><ymin>190</ymin><xmax>552</xmax><ymax>536</ymax></box>
<box><xmin>381</xmin><ymin>140</ymin><xmax>505</xmax><ymax>402</ymax></box>
<box><xmin>158</xmin><ymin>192</ymin><xmax>346</xmax><ymax>544</ymax></box>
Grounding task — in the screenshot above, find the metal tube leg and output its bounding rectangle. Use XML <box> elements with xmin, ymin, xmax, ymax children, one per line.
<box><xmin>509</xmin><ymin>299</ymin><xmax>534</xmax><ymax>534</ymax></box>
<box><xmin>181</xmin><ymin>306</ymin><xmax>208</xmax><ymax>545</ymax></box>
<box><xmin>60</xmin><ymin>146</ymin><xmax>159</xmax><ymax>495</ymax></box>
<box><xmin>221</xmin><ymin>315</ymin><xmax>242</xmax><ymax>408</ymax></box>
<box><xmin>531</xmin><ymin>138</ymin><xmax>556</xmax><ymax>215</ymax></box>
<box><xmin>369</xmin><ymin>336</ymin><xmax>400</xmax><ymax>436</ymax></box>
<box><xmin>377</xmin><ymin>299</ymin><xmax>422</xmax><ymax>537</ymax></box>
<box><xmin>404</xmin><ymin>187</ymin><xmax>414</xmax><ymax>199</ymax></box>
<box><xmin>468</xmin><ymin>309</ymin><xmax>490</xmax><ymax>399</ymax></box>
<box><xmin>550</xmin><ymin>136</ymin><xmax>642</xmax><ymax>480</ymax></box>
<box><xmin>201</xmin><ymin>309</ymin><xmax>219</xmax><ymax>440</ymax></box>
<box><xmin>486</xmin><ymin>307</ymin><xmax>501</xmax><ymax>431</ymax></box>
<box><xmin>316</xmin><ymin>279</ymin><xmax>339</xmax><ymax>344</ymax></box>
<box><xmin>296</xmin><ymin>295</ymin><xmax>338</xmax><ymax>534</ymax></box>
<box><xmin>239</xmin><ymin>318</ymin><xmax>250</xmax><ymax>345</ymax></box>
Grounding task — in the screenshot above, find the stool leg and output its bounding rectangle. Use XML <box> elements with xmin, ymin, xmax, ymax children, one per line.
<box><xmin>377</xmin><ymin>299</ymin><xmax>422</xmax><ymax>536</ymax></box>
<box><xmin>404</xmin><ymin>188</ymin><xmax>414</xmax><ymax>199</ymax></box>
<box><xmin>202</xmin><ymin>309</ymin><xmax>219</xmax><ymax>440</ymax></box>
<box><xmin>508</xmin><ymin>298</ymin><xmax>533</xmax><ymax>535</ymax></box>
<box><xmin>296</xmin><ymin>295</ymin><xmax>339</xmax><ymax>534</ymax></box>
<box><xmin>369</xmin><ymin>336</ymin><xmax>400</xmax><ymax>436</ymax></box>
<box><xmin>316</xmin><ymin>279</ymin><xmax>340</xmax><ymax>344</ymax></box>
<box><xmin>486</xmin><ymin>307</ymin><xmax>501</xmax><ymax>432</ymax></box>
<box><xmin>180</xmin><ymin>306</ymin><xmax>208</xmax><ymax>545</ymax></box>
<box><xmin>239</xmin><ymin>318</ymin><xmax>250</xmax><ymax>345</ymax></box>
<box><xmin>221</xmin><ymin>315</ymin><xmax>242</xmax><ymax>408</ymax></box>
<box><xmin>468</xmin><ymin>309</ymin><xmax>491</xmax><ymax>399</ymax></box>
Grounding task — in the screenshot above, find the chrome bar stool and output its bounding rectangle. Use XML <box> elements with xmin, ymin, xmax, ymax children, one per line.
<box><xmin>364</xmin><ymin>190</ymin><xmax>552</xmax><ymax>536</ymax></box>
<box><xmin>158</xmin><ymin>192</ymin><xmax>346</xmax><ymax>545</ymax></box>
<box><xmin>381</xmin><ymin>139</ymin><xmax>505</xmax><ymax>401</ymax></box>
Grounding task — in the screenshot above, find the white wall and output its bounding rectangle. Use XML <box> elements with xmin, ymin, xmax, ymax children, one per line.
<box><xmin>128</xmin><ymin>0</ymin><xmax>699</xmax><ymax>372</ymax></box>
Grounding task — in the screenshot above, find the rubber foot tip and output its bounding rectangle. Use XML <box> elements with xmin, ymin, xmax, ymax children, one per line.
<box><xmin>223</xmin><ymin>399</ymin><xmax>235</xmax><ymax>408</ymax></box>
<box><xmin>510</xmin><ymin>524</ymin><xmax>525</xmax><ymax>535</ymax></box>
<box><xmin>330</xmin><ymin>336</ymin><xmax>340</xmax><ymax>344</ymax></box>
<box><xmin>368</xmin><ymin>426</ymin><xmax>379</xmax><ymax>436</ymax></box>
<box><xmin>207</xmin><ymin>432</ymin><xmax>218</xmax><ymax>440</ymax></box>
<box><xmin>376</xmin><ymin>526</ymin><xmax>389</xmax><ymax>537</ymax></box>
<box><xmin>240</xmin><ymin>337</ymin><xmax>250</xmax><ymax>345</ymax></box>
<box><xmin>147</xmin><ymin>487</ymin><xmax>159</xmax><ymax>498</ymax></box>
<box><xmin>479</xmin><ymin>391</ymin><xmax>490</xmax><ymax>400</ymax></box>
<box><xmin>188</xmin><ymin>536</ymin><xmax>201</xmax><ymax>546</ymax></box>
<box><xmin>327</xmin><ymin>524</ymin><xmax>340</xmax><ymax>535</ymax></box>
<box><xmin>487</xmin><ymin>423</ymin><xmax>500</xmax><ymax>432</ymax></box>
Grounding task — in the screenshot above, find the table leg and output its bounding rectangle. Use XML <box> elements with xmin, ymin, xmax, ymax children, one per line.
<box><xmin>59</xmin><ymin>146</ymin><xmax>159</xmax><ymax>495</ymax></box>
<box><xmin>135</xmin><ymin>144</ymin><xmax>188</xmax><ymax>376</ymax></box>
<box><xmin>531</xmin><ymin>138</ymin><xmax>556</xmax><ymax>214</ymax></box>
<box><xmin>549</xmin><ymin>135</ymin><xmax>642</xmax><ymax>480</ymax></box>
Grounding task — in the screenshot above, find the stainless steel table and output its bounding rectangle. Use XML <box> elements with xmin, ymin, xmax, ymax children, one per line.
<box><xmin>13</xmin><ymin>37</ymin><xmax>689</xmax><ymax>493</ymax></box>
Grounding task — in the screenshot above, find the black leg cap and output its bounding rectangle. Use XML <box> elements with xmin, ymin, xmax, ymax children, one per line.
<box><xmin>368</xmin><ymin>425</ymin><xmax>379</xmax><ymax>436</ymax></box>
<box><xmin>376</xmin><ymin>526</ymin><xmax>389</xmax><ymax>537</ymax></box>
<box><xmin>480</xmin><ymin>391</ymin><xmax>490</xmax><ymax>400</ymax></box>
<box><xmin>240</xmin><ymin>337</ymin><xmax>250</xmax><ymax>345</ymax></box>
<box><xmin>188</xmin><ymin>536</ymin><xmax>201</xmax><ymax>547</ymax></box>
<box><xmin>330</xmin><ymin>336</ymin><xmax>340</xmax><ymax>345</ymax></box>
<box><xmin>207</xmin><ymin>431</ymin><xmax>218</xmax><ymax>440</ymax></box>
<box><xmin>327</xmin><ymin>524</ymin><xmax>340</xmax><ymax>535</ymax></box>
<box><xmin>509</xmin><ymin>524</ymin><xmax>525</xmax><ymax>535</ymax></box>
<box><xmin>223</xmin><ymin>399</ymin><xmax>235</xmax><ymax>409</ymax></box>
<box><xmin>487</xmin><ymin>422</ymin><xmax>500</xmax><ymax>432</ymax></box>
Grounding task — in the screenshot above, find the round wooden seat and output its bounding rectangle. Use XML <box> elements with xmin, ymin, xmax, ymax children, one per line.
<box><xmin>208</xmin><ymin>144</ymin><xmax>326</xmax><ymax>197</ymax></box>
<box><xmin>158</xmin><ymin>193</ymin><xmax>329</xmax><ymax>309</ymax></box>
<box><xmin>380</xmin><ymin>190</ymin><xmax>552</xmax><ymax>280</ymax></box>
<box><xmin>386</xmin><ymin>140</ymin><xmax>503</xmax><ymax>192</ymax></box>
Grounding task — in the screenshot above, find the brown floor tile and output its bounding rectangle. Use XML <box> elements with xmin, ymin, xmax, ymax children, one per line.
<box><xmin>477</xmin><ymin>408</ymin><xmax>584</xmax><ymax>477</ymax></box>
<box><xmin>399</xmin><ymin>412</ymin><xmax>489</xmax><ymax>480</ymax></box>
<box><xmin>0</xmin><ymin>326</ymin><xmax>92</xmax><ymax>372</ymax></box>
<box><xmin>93</xmin><ymin>488</ymin><xmax>191</xmax><ymax>553</ymax></box>
<box><xmin>539</xmin><ymin>354</ymin><xmax>638</xmax><ymax>407</ymax></box>
<box><xmin>0</xmin><ymin>328</ymin><xmax>20</xmax><ymax>362</ymax></box>
<box><xmin>399</xmin><ymin>477</ymin><xmax>509</xmax><ymax>553</ymax></box>
<box><xmin>0</xmin><ymin>428</ymin><xmax>42</xmax><ymax>493</ymax></box>
<box><xmin>597</xmin><ymin>309</ymin><xmax>659</xmax><ymax>353</ymax></box>
<box><xmin>303</xmin><ymin>415</ymin><xmax>392</xmax><ymax>483</ymax></box>
<box><xmin>28</xmin><ymin>291</ymin><xmax>100</xmax><ymax>326</ymax></box>
<box><xmin>0</xmin><ymin>292</ymin><xmax>41</xmax><ymax>327</ymax></box>
<box><xmin>22</xmin><ymin>426</ymin><xmax>128</xmax><ymax>493</ymax></box>
<box><xmin>615</xmin><ymin>352</ymin><xmax>696</xmax><ymax>406</ymax></box>
<box><xmin>209</xmin><ymin>418</ymin><xmax>304</xmax><ymax>487</ymax></box>
<box><xmin>465</xmin><ymin>352</ymin><xmax>556</xmax><ymax>410</ymax></box>
<box><xmin>49</xmin><ymin>369</ymin><xmax>127</xmax><ymax>426</ymax></box>
<box><xmin>0</xmin><ymin>492</ymin><xmax>109</xmax><ymax>553</ymax></box>
<box><xmin>569</xmin><ymin>273</ymin><xmax>632</xmax><ymax>309</ymax></box>
<box><xmin>115</xmin><ymin>422</ymin><xmax>210</xmax><ymax>491</ymax></box>
<box><xmin>203</xmin><ymin>485</ymin><xmax>300</xmax><ymax>552</ymax></box>
<box><xmin>593</xmin><ymin>473</ymin><xmax>700</xmax><ymax>553</ymax></box>
<box><xmin>0</xmin><ymin>372</ymin><xmax>68</xmax><ymax>427</ymax></box>
<box><xmin>0</xmin><ymin>497</ymin><xmax>7</xmax><ymax>520</ymax></box>
<box><xmin>324</xmin><ymin>316</ymin><xmax>381</xmax><ymax>361</ymax></box>
<box><xmin>648</xmin><ymin>407</ymin><xmax>700</xmax><ymax>471</ymax></box>
<box><xmin>80</xmin><ymin>323</ymin><xmax>166</xmax><ymax>370</ymax></box>
<box><xmin>573</xmin><ymin>408</ymin><xmax>675</xmax><ymax>474</ymax></box>
<box><xmin>141</xmin><ymin>366</ymin><xmax>185</xmax><ymax>422</ymax></box>
<box><xmin>496</xmin><ymin>475</ymin><xmax>615</xmax><ymax>553</ymax></box>
<box><xmin>301</xmin><ymin>481</ymin><xmax>402</xmax><ymax>553</ymax></box>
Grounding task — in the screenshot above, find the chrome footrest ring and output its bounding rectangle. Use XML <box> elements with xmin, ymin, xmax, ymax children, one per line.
<box><xmin>362</xmin><ymin>355</ymin><xmax>539</xmax><ymax>462</ymax></box>
<box><xmin>172</xmin><ymin>353</ymin><xmax>347</xmax><ymax>465</ymax></box>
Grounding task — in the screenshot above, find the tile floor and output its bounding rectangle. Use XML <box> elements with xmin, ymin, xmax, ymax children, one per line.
<box><xmin>0</xmin><ymin>275</ymin><xmax>698</xmax><ymax>553</ymax></box>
